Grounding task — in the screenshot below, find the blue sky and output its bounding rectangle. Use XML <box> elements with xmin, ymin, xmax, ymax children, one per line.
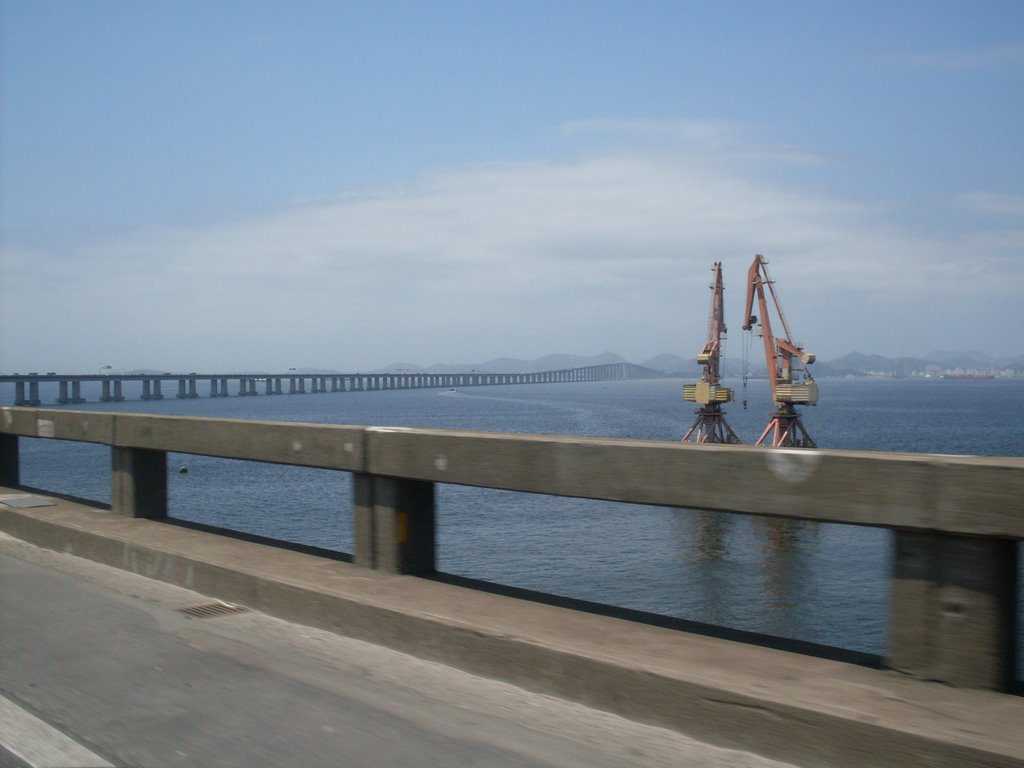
<box><xmin>2</xmin><ymin>1</ymin><xmax>1022</xmax><ymax>372</ymax></box>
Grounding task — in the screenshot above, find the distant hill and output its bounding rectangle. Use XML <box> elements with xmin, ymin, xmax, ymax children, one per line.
<box><xmin>375</xmin><ymin>351</ymin><xmax>631</xmax><ymax>375</ymax></box>
<box><xmin>370</xmin><ymin>349</ymin><xmax>1020</xmax><ymax>378</ymax></box>
<box><xmin>641</xmin><ymin>353</ymin><xmax>694</xmax><ymax>375</ymax></box>
<box><xmin>924</xmin><ymin>350</ymin><xmax>993</xmax><ymax>367</ymax></box>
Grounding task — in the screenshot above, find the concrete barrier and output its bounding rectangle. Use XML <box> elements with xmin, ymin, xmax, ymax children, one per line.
<box><xmin>1</xmin><ymin>406</ymin><xmax>1021</xmax><ymax>692</ymax></box>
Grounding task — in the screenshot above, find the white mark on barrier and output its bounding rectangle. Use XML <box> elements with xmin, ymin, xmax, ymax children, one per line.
<box><xmin>765</xmin><ymin>449</ymin><xmax>821</xmax><ymax>484</ymax></box>
<box><xmin>37</xmin><ymin>419</ymin><xmax>55</xmax><ymax>438</ymax></box>
<box><xmin>344</xmin><ymin>442</ymin><xmax>354</xmax><ymax>453</ymax></box>
<box><xmin>434</xmin><ymin>455</ymin><xmax>448</xmax><ymax>471</ymax></box>
<box><xmin>2</xmin><ymin>409</ymin><xmax>12</xmax><ymax>427</ymax></box>
<box><xmin>292</xmin><ymin>440</ymin><xmax>303</xmax><ymax>452</ymax></box>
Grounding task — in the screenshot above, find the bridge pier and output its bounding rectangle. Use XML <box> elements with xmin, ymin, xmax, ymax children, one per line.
<box><xmin>141</xmin><ymin>379</ymin><xmax>164</xmax><ymax>400</ymax></box>
<box><xmin>101</xmin><ymin>380</ymin><xmax>124</xmax><ymax>402</ymax></box>
<box><xmin>14</xmin><ymin>381</ymin><xmax>41</xmax><ymax>407</ymax></box>
<box><xmin>177</xmin><ymin>378</ymin><xmax>199</xmax><ymax>399</ymax></box>
<box><xmin>57</xmin><ymin>381</ymin><xmax>86</xmax><ymax>404</ymax></box>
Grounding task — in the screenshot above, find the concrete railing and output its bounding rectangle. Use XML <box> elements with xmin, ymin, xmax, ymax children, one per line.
<box><xmin>1</xmin><ymin>406</ymin><xmax>1021</xmax><ymax>691</ymax></box>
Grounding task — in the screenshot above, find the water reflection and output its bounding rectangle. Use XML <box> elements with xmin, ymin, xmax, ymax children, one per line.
<box><xmin>673</xmin><ymin>510</ymin><xmax>818</xmax><ymax>640</ymax></box>
<box><xmin>755</xmin><ymin>517</ymin><xmax>815</xmax><ymax>638</ymax></box>
<box><xmin>693</xmin><ymin>510</ymin><xmax>728</xmax><ymax>562</ymax></box>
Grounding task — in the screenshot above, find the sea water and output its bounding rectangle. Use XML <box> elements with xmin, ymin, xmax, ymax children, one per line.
<box><xmin>7</xmin><ymin>376</ymin><xmax>1024</xmax><ymax>663</ymax></box>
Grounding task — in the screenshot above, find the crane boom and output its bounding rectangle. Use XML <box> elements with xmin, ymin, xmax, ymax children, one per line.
<box><xmin>742</xmin><ymin>254</ymin><xmax>817</xmax><ymax>448</ymax></box>
<box><xmin>682</xmin><ymin>262</ymin><xmax>741</xmax><ymax>444</ymax></box>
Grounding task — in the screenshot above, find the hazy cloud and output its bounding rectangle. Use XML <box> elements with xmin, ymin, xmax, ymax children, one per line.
<box><xmin>896</xmin><ymin>42</ymin><xmax>1024</xmax><ymax>70</ymax></box>
<box><xmin>3</xmin><ymin>123</ymin><xmax>1021</xmax><ymax>371</ymax></box>
<box><xmin>960</xmin><ymin>191</ymin><xmax>1024</xmax><ymax>217</ymax></box>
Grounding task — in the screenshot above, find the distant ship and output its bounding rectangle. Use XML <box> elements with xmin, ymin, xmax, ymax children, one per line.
<box><xmin>941</xmin><ymin>373</ymin><xmax>995</xmax><ymax>380</ymax></box>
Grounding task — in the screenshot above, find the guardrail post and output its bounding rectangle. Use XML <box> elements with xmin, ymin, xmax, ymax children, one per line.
<box><xmin>0</xmin><ymin>434</ymin><xmax>18</xmax><ymax>486</ymax></box>
<box><xmin>887</xmin><ymin>530</ymin><xmax>1018</xmax><ymax>690</ymax></box>
<box><xmin>111</xmin><ymin>447</ymin><xmax>168</xmax><ymax>518</ymax></box>
<box><xmin>353</xmin><ymin>473</ymin><xmax>435</xmax><ymax>574</ymax></box>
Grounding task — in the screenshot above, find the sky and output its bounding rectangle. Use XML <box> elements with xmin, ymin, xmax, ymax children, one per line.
<box><xmin>2</xmin><ymin>1</ymin><xmax>1022</xmax><ymax>373</ymax></box>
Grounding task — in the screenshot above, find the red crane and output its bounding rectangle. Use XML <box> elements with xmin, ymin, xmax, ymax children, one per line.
<box><xmin>742</xmin><ymin>254</ymin><xmax>817</xmax><ymax>448</ymax></box>
<box><xmin>682</xmin><ymin>262</ymin><xmax>741</xmax><ymax>444</ymax></box>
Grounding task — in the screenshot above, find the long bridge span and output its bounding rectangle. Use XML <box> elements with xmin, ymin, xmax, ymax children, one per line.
<box><xmin>0</xmin><ymin>363</ymin><xmax>661</xmax><ymax>406</ymax></box>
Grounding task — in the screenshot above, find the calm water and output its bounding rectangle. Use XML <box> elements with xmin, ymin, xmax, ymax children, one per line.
<box><xmin>6</xmin><ymin>376</ymin><xmax>1024</xmax><ymax>663</ymax></box>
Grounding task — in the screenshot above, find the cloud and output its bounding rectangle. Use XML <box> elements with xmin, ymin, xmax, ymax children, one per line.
<box><xmin>895</xmin><ymin>42</ymin><xmax>1024</xmax><ymax>70</ymax></box>
<box><xmin>3</xmin><ymin>122</ymin><xmax>1022</xmax><ymax>370</ymax></box>
<box><xmin>959</xmin><ymin>191</ymin><xmax>1024</xmax><ymax>217</ymax></box>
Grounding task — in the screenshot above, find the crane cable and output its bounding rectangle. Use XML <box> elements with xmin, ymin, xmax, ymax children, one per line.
<box><xmin>742</xmin><ymin>327</ymin><xmax>751</xmax><ymax>409</ymax></box>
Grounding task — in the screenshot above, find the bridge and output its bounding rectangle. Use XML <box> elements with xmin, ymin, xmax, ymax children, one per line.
<box><xmin>1</xmin><ymin>406</ymin><xmax>1022</xmax><ymax>767</ymax></box>
<box><xmin>0</xmin><ymin>363</ymin><xmax>660</xmax><ymax>406</ymax></box>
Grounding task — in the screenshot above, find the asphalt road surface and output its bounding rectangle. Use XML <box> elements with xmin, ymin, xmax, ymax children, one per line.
<box><xmin>0</xmin><ymin>533</ymin><xmax>795</xmax><ymax>768</ymax></box>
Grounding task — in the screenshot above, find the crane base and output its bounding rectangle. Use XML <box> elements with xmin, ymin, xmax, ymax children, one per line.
<box><xmin>682</xmin><ymin>407</ymin><xmax>742</xmax><ymax>445</ymax></box>
<box><xmin>755</xmin><ymin>410</ymin><xmax>816</xmax><ymax>448</ymax></box>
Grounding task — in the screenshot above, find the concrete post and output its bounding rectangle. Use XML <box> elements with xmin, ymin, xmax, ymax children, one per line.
<box><xmin>28</xmin><ymin>382</ymin><xmax>40</xmax><ymax>406</ymax></box>
<box><xmin>189</xmin><ymin>379</ymin><xmax>198</xmax><ymax>398</ymax></box>
<box><xmin>353</xmin><ymin>473</ymin><xmax>435</xmax><ymax>575</ymax></box>
<box><xmin>58</xmin><ymin>381</ymin><xmax>70</xmax><ymax>404</ymax></box>
<box><xmin>102</xmin><ymin>380</ymin><xmax>111</xmax><ymax>401</ymax></box>
<box><xmin>142</xmin><ymin>380</ymin><xmax>152</xmax><ymax>400</ymax></box>
<box><xmin>70</xmin><ymin>380</ymin><xmax>85</xmax><ymax>403</ymax></box>
<box><xmin>0</xmin><ymin>434</ymin><xmax>18</xmax><ymax>486</ymax></box>
<box><xmin>178</xmin><ymin>379</ymin><xmax>187</xmax><ymax>398</ymax></box>
<box><xmin>15</xmin><ymin>382</ymin><xmax>26</xmax><ymax>405</ymax></box>
<box><xmin>111</xmin><ymin>447</ymin><xmax>168</xmax><ymax>518</ymax></box>
<box><xmin>152</xmin><ymin>380</ymin><xmax>163</xmax><ymax>400</ymax></box>
<box><xmin>887</xmin><ymin>531</ymin><xmax>1018</xmax><ymax>690</ymax></box>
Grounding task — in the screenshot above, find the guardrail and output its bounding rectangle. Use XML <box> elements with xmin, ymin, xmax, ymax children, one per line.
<box><xmin>1</xmin><ymin>406</ymin><xmax>1021</xmax><ymax>691</ymax></box>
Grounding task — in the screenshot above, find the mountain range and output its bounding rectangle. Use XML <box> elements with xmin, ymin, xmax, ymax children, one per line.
<box><xmin>375</xmin><ymin>350</ymin><xmax>1024</xmax><ymax>377</ymax></box>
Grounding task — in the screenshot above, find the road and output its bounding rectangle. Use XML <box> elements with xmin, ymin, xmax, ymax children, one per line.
<box><xmin>0</xmin><ymin>532</ymin><xmax>794</xmax><ymax>768</ymax></box>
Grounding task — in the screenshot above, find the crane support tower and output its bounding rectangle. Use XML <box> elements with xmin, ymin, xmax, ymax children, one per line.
<box><xmin>682</xmin><ymin>262</ymin><xmax>742</xmax><ymax>444</ymax></box>
<box><xmin>742</xmin><ymin>254</ymin><xmax>818</xmax><ymax>448</ymax></box>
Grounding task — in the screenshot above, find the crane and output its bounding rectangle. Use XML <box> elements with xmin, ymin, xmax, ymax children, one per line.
<box><xmin>682</xmin><ymin>262</ymin><xmax>742</xmax><ymax>444</ymax></box>
<box><xmin>741</xmin><ymin>254</ymin><xmax>818</xmax><ymax>448</ymax></box>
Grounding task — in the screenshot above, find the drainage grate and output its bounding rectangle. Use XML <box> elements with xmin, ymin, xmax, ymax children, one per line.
<box><xmin>177</xmin><ymin>601</ymin><xmax>249</xmax><ymax>619</ymax></box>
